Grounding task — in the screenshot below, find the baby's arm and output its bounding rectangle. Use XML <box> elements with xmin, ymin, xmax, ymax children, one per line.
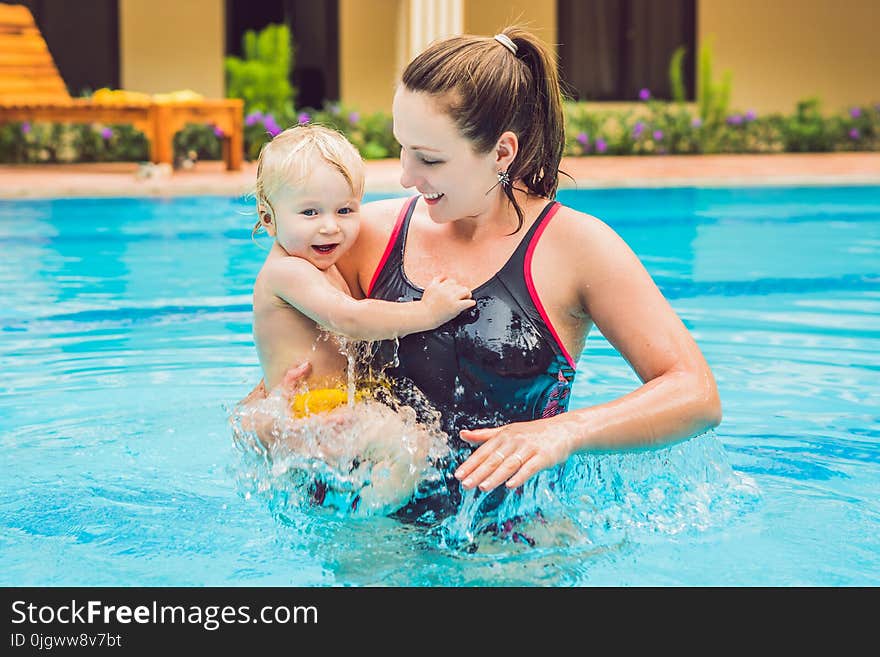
<box><xmin>264</xmin><ymin>257</ymin><xmax>475</xmax><ymax>340</ymax></box>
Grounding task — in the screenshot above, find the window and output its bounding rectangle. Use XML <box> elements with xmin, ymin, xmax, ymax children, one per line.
<box><xmin>557</xmin><ymin>0</ymin><xmax>696</xmax><ymax>101</ymax></box>
<box><xmin>225</xmin><ymin>0</ymin><xmax>338</xmax><ymax>110</ymax></box>
<box><xmin>5</xmin><ymin>0</ymin><xmax>120</xmax><ymax>95</ymax></box>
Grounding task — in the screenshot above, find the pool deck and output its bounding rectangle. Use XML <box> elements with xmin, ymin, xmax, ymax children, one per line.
<box><xmin>1</xmin><ymin>152</ymin><xmax>878</xmax><ymax>199</ymax></box>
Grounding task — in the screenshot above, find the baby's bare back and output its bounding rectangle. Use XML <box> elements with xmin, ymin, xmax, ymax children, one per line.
<box><xmin>252</xmin><ymin>258</ymin><xmax>350</xmax><ymax>391</ymax></box>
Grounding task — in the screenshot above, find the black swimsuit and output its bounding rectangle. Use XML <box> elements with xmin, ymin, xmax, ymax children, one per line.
<box><xmin>367</xmin><ymin>196</ymin><xmax>577</xmax><ymax>522</ymax></box>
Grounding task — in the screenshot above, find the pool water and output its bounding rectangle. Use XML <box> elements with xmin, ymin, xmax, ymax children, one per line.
<box><xmin>1</xmin><ymin>186</ymin><xmax>878</xmax><ymax>586</ymax></box>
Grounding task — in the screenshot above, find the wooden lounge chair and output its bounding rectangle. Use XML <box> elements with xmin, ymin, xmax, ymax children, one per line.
<box><xmin>0</xmin><ymin>3</ymin><xmax>243</xmax><ymax>170</ymax></box>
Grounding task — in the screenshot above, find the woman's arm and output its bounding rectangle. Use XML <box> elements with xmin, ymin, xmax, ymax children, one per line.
<box><xmin>454</xmin><ymin>212</ymin><xmax>722</xmax><ymax>492</ymax></box>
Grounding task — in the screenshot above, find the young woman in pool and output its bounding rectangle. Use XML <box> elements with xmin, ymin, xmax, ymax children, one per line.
<box><xmin>246</xmin><ymin>26</ymin><xmax>721</xmax><ymax>520</ymax></box>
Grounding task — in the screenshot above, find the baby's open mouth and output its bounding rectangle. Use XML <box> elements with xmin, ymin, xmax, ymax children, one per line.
<box><xmin>312</xmin><ymin>243</ymin><xmax>339</xmax><ymax>255</ymax></box>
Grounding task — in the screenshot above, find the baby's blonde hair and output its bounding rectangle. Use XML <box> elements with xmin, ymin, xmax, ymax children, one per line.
<box><xmin>252</xmin><ymin>124</ymin><xmax>365</xmax><ymax>236</ymax></box>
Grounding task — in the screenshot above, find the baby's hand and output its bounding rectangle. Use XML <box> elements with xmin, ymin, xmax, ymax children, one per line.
<box><xmin>421</xmin><ymin>276</ymin><xmax>476</xmax><ymax>323</ymax></box>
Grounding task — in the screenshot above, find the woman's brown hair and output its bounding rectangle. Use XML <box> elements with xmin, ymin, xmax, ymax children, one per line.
<box><xmin>401</xmin><ymin>26</ymin><xmax>565</xmax><ymax>232</ymax></box>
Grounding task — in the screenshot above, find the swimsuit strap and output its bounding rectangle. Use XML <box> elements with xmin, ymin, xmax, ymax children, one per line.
<box><xmin>496</xmin><ymin>200</ymin><xmax>561</xmax><ymax>280</ymax></box>
<box><xmin>493</xmin><ymin>200</ymin><xmax>576</xmax><ymax>368</ymax></box>
<box><xmin>366</xmin><ymin>196</ymin><xmax>419</xmax><ymax>298</ymax></box>
<box><xmin>370</xmin><ymin>196</ymin><xmax>560</xmax><ymax>297</ymax></box>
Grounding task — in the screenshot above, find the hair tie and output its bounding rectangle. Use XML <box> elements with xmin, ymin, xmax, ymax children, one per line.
<box><xmin>493</xmin><ymin>33</ymin><xmax>517</xmax><ymax>55</ymax></box>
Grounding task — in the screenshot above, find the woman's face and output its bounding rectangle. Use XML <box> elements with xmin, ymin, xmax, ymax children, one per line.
<box><xmin>392</xmin><ymin>87</ymin><xmax>499</xmax><ymax>223</ymax></box>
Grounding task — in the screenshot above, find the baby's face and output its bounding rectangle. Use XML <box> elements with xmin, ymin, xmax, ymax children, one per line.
<box><xmin>266</xmin><ymin>158</ymin><xmax>361</xmax><ymax>270</ymax></box>
<box><xmin>392</xmin><ymin>87</ymin><xmax>500</xmax><ymax>225</ymax></box>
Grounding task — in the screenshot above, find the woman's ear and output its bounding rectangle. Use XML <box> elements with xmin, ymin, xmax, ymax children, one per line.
<box><xmin>258</xmin><ymin>205</ymin><xmax>276</xmax><ymax>236</ymax></box>
<box><xmin>494</xmin><ymin>131</ymin><xmax>519</xmax><ymax>171</ymax></box>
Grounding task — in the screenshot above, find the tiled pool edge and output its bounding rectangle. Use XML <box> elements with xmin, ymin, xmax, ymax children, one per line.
<box><xmin>1</xmin><ymin>152</ymin><xmax>879</xmax><ymax>199</ymax></box>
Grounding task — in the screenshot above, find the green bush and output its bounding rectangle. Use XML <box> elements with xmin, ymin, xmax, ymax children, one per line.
<box><xmin>698</xmin><ymin>37</ymin><xmax>733</xmax><ymax>128</ymax></box>
<box><xmin>173</xmin><ymin>124</ymin><xmax>222</xmax><ymax>162</ymax></box>
<box><xmin>241</xmin><ymin>102</ymin><xmax>399</xmax><ymax>162</ymax></box>
<box><xmin>223</xmin><ymin>22</ymin><xmax>300</xmax><ymax>160</ymax></box>
<box><xmin>774</xmin><ymin>97</ymin><xmax>836</xmax><ymax>152</ymax></box>
<box><xmin>836</xmin><ymin>103</ymin><xmax>879</xmax><ymax>151</ymax></box>
<box><xmin>668</xmin><ymin>45</ymin><xmax>688</xmax><ymax>104</ymax></box>
<box><xmin>0</xmin><ymin>122</ymin><xmax>150</xmax><ymax>163</ymax></box>
<box><xmin>225</xmin><ymin>23</ymin><xmax>296</xmax><ymax>117</ymax></box>
<box><xmin>308</xmin><ymin>103</ymin><xmax>398</xmax><ymax>159</ymax></box>
<box><xmin>559</xmin><ymin>100</ymin><xmax>879</xmax><ymax>157</ymax></box>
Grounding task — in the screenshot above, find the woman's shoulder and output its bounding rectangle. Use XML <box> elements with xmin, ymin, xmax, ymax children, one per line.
<box><xmin>543</xmin><ymin>201</ymin><xmax>646</xmax><ymax>281</ymax></box>
<box><xmin>338</xmin><ymin>196</ymin><xmax>413</xmax><ymax>292</ymax></box>
<box><xmin>355</xmin><ymin>195</ymin><xmax>413</xmax><ymax>250</ymax></box>
<box><xmin>360</xmin><ymin>196</ymin><xmax>412</xmax><ymax>228</ymax></box>
<box><xmin>548</xmin><ymin>201</ymin><xmax>615</xmax><ymax>242</ymax></box>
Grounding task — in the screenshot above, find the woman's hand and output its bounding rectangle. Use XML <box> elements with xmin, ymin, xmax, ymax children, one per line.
<box><xmin>455</xmin><ymin>419</ymin><xmax>573</xmax><ymax>492</ymax></box>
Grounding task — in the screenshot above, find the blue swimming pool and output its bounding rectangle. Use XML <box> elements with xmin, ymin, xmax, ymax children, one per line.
<box><xmin>1</xmin><ymin>185</ymin><xmax>878</xmax><ymax>586</ymax></box>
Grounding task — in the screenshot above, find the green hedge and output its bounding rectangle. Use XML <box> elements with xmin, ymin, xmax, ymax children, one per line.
<box><xmin>2</xmin><ymin>97</ymin><xmax>876</xmax><ymax>165</ymax></box>
<box><xmin>562</xmin><ymin>97</ymin><xmax>878</xmax><ymax>156</ymax></box>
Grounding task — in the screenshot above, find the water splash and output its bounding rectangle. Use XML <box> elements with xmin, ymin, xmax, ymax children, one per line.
<box><xmin>432</xmin><ymin>431</ymin><xmax>761</xmax><ymax>557</ymax></box>
<box><xmin>230</xmin><ymin>393</ymin><xmax>451</xmax><ymax>519</ymax></box>
<box><xmin>229</xmin><ymin>336</ymin><xmax>759</xmax><ymax>556</ymax></box>
<box><xmin>229</xmin><ymin>335</ymin><xmax>452</xmax><ymax>520</ymax></box>
<box><xmin>557</xmin><ymin>432</ymin><xmax>761</xmax><ymax>545</ymax></box>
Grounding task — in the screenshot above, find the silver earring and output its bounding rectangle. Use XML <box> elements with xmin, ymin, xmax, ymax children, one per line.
<box><xmin>497</xmin><ymin>169</ymin><xmax>511</xmax><ymax>188</ymax></box>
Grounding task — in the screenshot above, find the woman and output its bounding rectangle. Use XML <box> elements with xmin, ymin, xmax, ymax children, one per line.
<box><xmin>248</xmin><ymin>27</ymin><xmax>721</xmax><ymax>519</ymax></box>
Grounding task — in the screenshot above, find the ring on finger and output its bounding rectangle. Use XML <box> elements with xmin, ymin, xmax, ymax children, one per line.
<box><xmin>494</xmin><ymin>449</ymin><xmax>507</xmax><ymax>461</ymax></box>
<box><xmin>511</xmin><ymin>453</ymin><xmax>525</xmax><ymax>467</ymax></box>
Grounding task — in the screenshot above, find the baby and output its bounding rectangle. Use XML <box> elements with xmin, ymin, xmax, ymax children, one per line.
<box><xmin>241</xmin><ymin>124</ymin><xmax>472</xmax><ymax>515</ymax></box>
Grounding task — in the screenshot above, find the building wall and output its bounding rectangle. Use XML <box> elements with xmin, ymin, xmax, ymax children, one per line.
<box><xmin>698</xmin><ymin>0</ymin><xmax>879</xmax><ymax>114</ymax></box>
<box><xmin>338</xmin><ymin>0</ymin><xmax>400</xmax><ymax>114</ymax></box>
<box><xmin>337</xmin><ymin>0</ymin><xmax>557</xmax><ymax>114</ymax></box>
<box><xmin>108</xmin><ymin>0</ymin><xmax>878</xmax><ymax>114</ymax></box>
<box><xmin>463</xmin><ymin>0</ymin><xmax>555</xmax><ymax>42</ymax></box>
<box><xmin>119</xmin><ymin>0</ymin><xmax>225</xmax><ymax>97</ymax></box>
<box><xmin>338</xmin><ymin>0</ymin><xmax>877</xmax><ymax>115</ymax></box>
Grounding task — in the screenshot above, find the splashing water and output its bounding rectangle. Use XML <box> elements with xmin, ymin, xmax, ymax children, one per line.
<box><xmin>229</xmin><ymin>335</ymin><xmax>452</xmax><ymax>518</ymax></box>
<box><xmin>229</xmin><ymin>335</ymin><xmax>759</xmax><ymax>555</ymax></box>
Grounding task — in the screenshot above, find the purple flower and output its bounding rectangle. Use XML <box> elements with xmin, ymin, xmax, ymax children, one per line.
<box><xmin>298</xmin><ymin>112</ymin><xmax>310</xmax><ymax>125</ymax></box>
<box><xmin>595</xmin><ymin>138</ymin><xmax>608</xmax><ymax>153</ymax></box>
<box><xmin>21</xmin><ymin>121</ymin><xmax>31</xmax><ymax>134</ymax></box>
<box><xmin>691</xmin><ymin>117</ymin><xmax>703</xmax><ymax>128</ymax></box>
<box><xmin>638</xmin><ymin>88</ymin><xmax>651</xmax><ymax>101</ymax></box>
<box><xmin>745</xmin><ymin>110</ymin><xmax>757</xmax><ymax>122</ymax></box>
<box><xmin>849</xmin><ymin>128</ymin><xmax>860</xmax><ymax>140</ymax></box>
<box><xmin>213</xmin><ymin>125</ymin><xmax>225</xmax><ymax>138</ymax></box>
<box><xmin>850</xmin><ymin>107</ymin><xmax>862</xmax><ymax>119</ymax></box>
<box><xmin>100</xmin><ymin>127</ymin><xmax>113</xmax><ymax>140</ymax></box>
<box><xmin>348</xmin><ymin>111</ymin><xmax>360</xmax><ymax>124</ymax></box>
<box><xmin>576</xmin><ymin>132</ymin><xmax>589</xmax><ymax>146</ymax></box>
<box><xmin>653</xmin><ymin>130</ymin><xmax>664</xmax><ymax>141</ymax></box>
<box><xmin>263</xmin><ymin>114</ymin><xmax>281</xmax><ymax>137</ymax></box>
<box><xmin>329</xmin><ymin>103</ymin><xmax>341</xmax><ymax>116</ymax></box>
<box><xmin>727</xmin><ymin>114</ymin><xmax>744</xmax><ymax>126</ymax></box>
<box><xmin>632</xmin><ymin>121</ymin><xmax>645</xmax><ymax>138</ymax></box>
<box><xmin>245</xmin><ymin>111</ymin><xmax>263</xmax><ymax>127</ymax></box>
